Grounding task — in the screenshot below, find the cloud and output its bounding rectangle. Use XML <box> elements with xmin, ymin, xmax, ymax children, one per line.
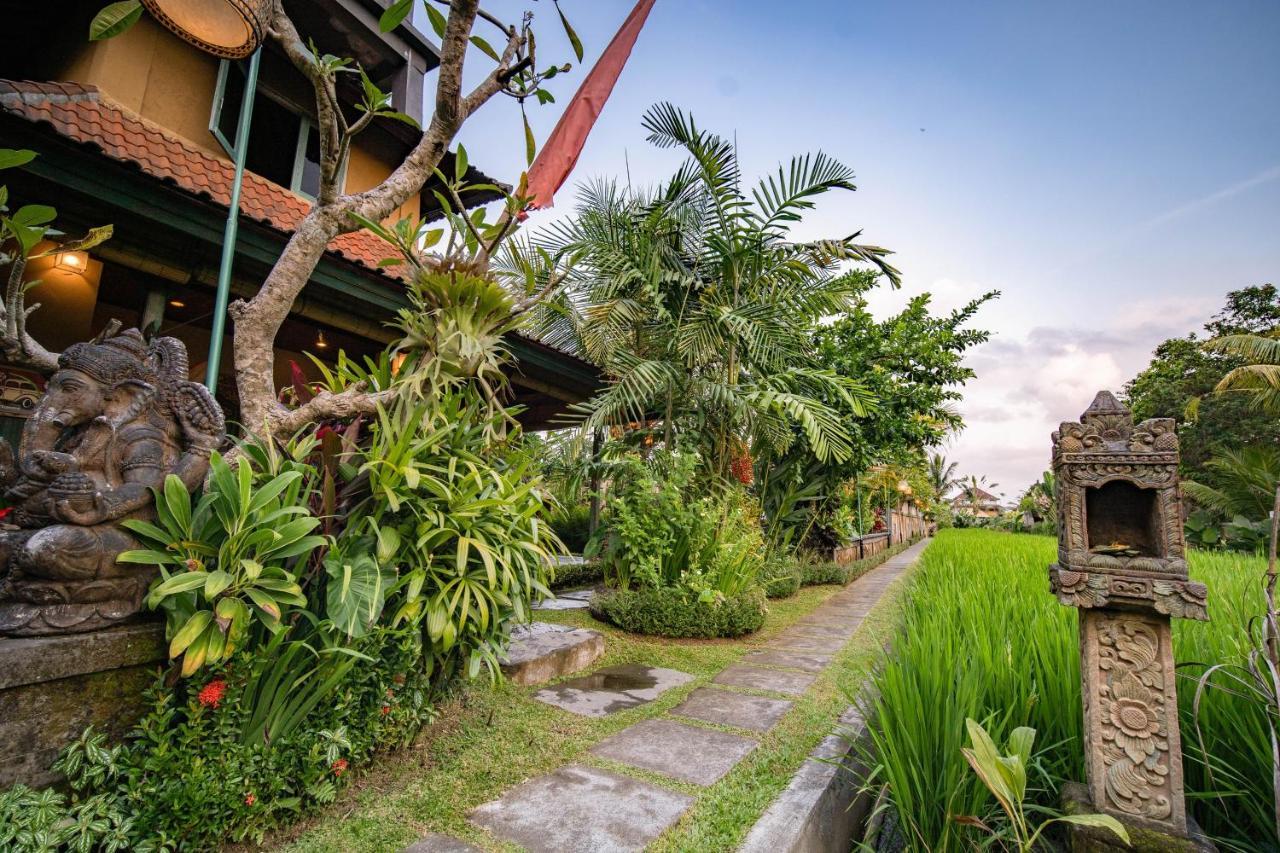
<box><xmin>943</xmin><ymin>300</ymin><xmax>1211</xmax><ymax>500</ymax></box>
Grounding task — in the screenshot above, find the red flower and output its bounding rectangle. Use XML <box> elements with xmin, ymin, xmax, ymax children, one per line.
<box><xmin>0</xmin><ymin>506</ymin><xmax>14</xmax><ymax>520</ymax></box>
<box><xmin>392</xmin><ymin>673</ymin><xmax>406</xmax><ymax>686</ymax></box>
<box><xmin>380</xmin><ymin>705</ymin><xmax>391</xmax><ymax>716</ymax></box>
<box><xmin>244</xmin><ymin>793</ymin><xmax>256</xmax><ymax>806</ymax></box>
<box><xmin>332</xmin><ymin>758</ymin><xmax>348</xmax><ymax>777</ymax></box>
<box><xmin>197</xmin><ymin>678</ymin><xmax>227</xmax><ymax>709</ymax></box>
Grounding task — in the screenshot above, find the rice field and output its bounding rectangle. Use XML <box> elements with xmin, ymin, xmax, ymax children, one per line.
<box><xmin>862</xmin><ymin>528</ymin><xmax>1274</xmax><ymax>852</ymax></box>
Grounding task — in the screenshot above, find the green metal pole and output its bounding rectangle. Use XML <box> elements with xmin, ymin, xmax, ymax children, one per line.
<box><xmin>205</xmin><ymin>48</ymin><xmax>261</xmax><ymax>393</ymax></box>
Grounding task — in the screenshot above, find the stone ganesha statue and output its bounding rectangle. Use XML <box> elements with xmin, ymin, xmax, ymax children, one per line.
<box><xmin>0</xmin><ymin>328</ymin><xmax>225</xmax><ymax>636</ymax></box>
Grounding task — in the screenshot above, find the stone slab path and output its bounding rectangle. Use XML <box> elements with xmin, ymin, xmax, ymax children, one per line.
<box><xmin>408</xmin><ymin>539</ymin><xmax>930</xmax><ymax>853</ymax></box>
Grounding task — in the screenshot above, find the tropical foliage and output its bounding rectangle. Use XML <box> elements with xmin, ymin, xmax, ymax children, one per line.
<box><xmin>522</xmin><ymin>103</ymin><xmax>897</xmax><ymax>480</ymax></box>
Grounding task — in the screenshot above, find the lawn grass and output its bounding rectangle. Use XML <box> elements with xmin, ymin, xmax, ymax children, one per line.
<box><xmin>865</xmin><ymin>528</ymin><xmax>1273</xmax><ymax>853</ymax></box>
<box><xmin>270</xmin><ymin>547</ymin><xmax>921</xmax><ymax>852</ymax></box>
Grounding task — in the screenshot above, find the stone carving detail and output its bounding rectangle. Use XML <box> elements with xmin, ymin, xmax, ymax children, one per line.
<box><xmin>0</xmin><ymin>329</ymin><xmax>224</xmax><ymax>636</ymax></box>
<box><xmin>1089</xmin><ymin>612</ymin><xmax>1179</xmax><ymax>826</ymax></box>
<box><xmin>1052</xmin><ymin>391</ymin><xmax>1203</xmax><ymax>841</ymax></box>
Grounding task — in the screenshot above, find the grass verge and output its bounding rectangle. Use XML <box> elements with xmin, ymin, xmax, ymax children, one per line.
<box><xmin>270</xmin><ymin>544</ymin><xmax>924</xmax><ymax>852</ymax></box>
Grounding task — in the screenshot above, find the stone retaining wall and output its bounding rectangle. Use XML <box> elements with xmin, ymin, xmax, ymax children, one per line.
<box><xmin>0</xmin><ymin>622</ymin><xmax>166</xmax><ymax>787</ymax></box>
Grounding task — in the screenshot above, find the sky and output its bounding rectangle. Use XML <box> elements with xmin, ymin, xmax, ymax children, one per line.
<box><xmin>428</xmin><ymin>0</ymin><xmax>1279</xmax><ymax>502</ymax></box>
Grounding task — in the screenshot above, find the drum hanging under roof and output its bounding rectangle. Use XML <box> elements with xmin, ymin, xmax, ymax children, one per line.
<box><xmin>141</xmin><ymin>0</ymin><xmax>271</xmax><ymax>59</ymax></box>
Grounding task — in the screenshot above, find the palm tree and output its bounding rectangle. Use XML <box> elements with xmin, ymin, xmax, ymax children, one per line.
<box><xmin>513</xmin><ymin>103</ymin><xmax>900</xmax><ymax>479</ymax></box>
<box><xmin>960</xmin><ymin>474</ymin><xmax>999</xmax><ymax>508</ymax></box>
<box><xmin>1206</xmin><ymin>333</ymin><xmax>1280</xmax><ymax>414</ymax></box>
<box><xmin>928</xmin><ymin>453</ymin><xmax>960</xmax><ymax>499</ymax></box>
<box><xmin>1183</xmin><ymin>446</ymin><xmax>1280</xmax><ymax>520</ymax></box>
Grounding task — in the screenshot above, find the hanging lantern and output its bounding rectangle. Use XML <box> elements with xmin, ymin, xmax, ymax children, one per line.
<box><xmin>141</xmin><ymin>0</ymin><xmax>271</xmax><ymax>59</ymax></box>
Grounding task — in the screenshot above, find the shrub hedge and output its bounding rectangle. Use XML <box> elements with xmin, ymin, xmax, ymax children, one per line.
<box><xmin>590</xmin><ymin>587</ymin><xmax>767</xmax><ymax>638</ymax></box>
<box><xmin>550</xmin><ymin>558</ymin><xmax>604</xmax><ymax>591</ymax></box>
<box><xmin>800</xmin><ymin>538</ymin><xmax>917</xmax><ymax>587</ymax></box>
<box><xmin>761</xmin><ymin>557</ymin><xmax>802</xmax><ymax>599</ymax></box>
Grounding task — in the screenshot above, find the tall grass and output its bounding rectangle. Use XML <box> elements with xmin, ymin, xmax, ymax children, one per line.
<box><xmin>862</xmin><ymin>529</ymin><xmax>1274</xmax><ymax>852</ymax></box>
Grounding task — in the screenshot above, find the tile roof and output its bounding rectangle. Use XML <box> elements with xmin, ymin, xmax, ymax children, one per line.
<box><xmin>0</xmin><ymin>79</ymin><xmax>398</xmax><ymax>278</ymax></box>
<box><xmin>0</xmin><ymin>80</ymin><xmax>598</xmax><ymax>375</ymax></box>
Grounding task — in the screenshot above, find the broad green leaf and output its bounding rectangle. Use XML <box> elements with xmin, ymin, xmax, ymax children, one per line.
<box><xmin>169</xmin><ymin>610</ymin><xmax>213</xmax><ymax>658</ymax></box>
<box><xmin>556</xmin><ymin>3</ymin><xmax>584</xmax><ymax>62</ymax></box>
<box><xmin>0</xmin><ymin>149</ymin><xmax>36</xmax><ymax>171</ymax></box>
<box><xmin>203</xmin><ymin>569</ymin><xmax>233</xmax><ymax>600</ymax></box>
<box><xmin>152</xmin><ymin>572</ymin><xmax>210</xmax><ymax>598</ymax></box>
<box><xmin>454</xmin><ymin>145</ymin><xmax>469</xmax><ymax>183</ymax></box>
<box><xmin>470</xmin><ymin>35</ymin><xmax>500</xmax><ymax>62</ymax></box>
<box><xmin>89</xmin><ymin>0</ymin><xmax>143</xmax><ymax>41</ymax></box>
<box><xmin>425</xmin><ymin>3</ymin><xmax>447</xmax><ymax>38</ymax></box>
<box><xmin>324</xmin><ymin>553</ymin><xmax>392</xmax><ymax>639</ymax></box>
<box><xmin>378</xmin><ymin>0</ymin><xmax>413</xmax><ymax>32</ymax></box>
<box><xmin>523</xmin><ymin>108</ymin><xmax>536</xmax><ymax>165</ymax></box>
<box><xmin>1057</xmin><ymin>814</ymin><xmax>1130</xmax><ymax>844</ymax></box>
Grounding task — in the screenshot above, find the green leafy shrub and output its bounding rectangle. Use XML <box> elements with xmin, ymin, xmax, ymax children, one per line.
<box><xmin>550</xmin><ymin>558</ymin><xmax>603</xmax><ymax>591</ymax></box>
<box><xmin>798</xmin><ymin>539</ymin><xmax>915</xmax><ymax>586</ymax></box>
<box><xmin>590</xmin><ymin>586</ymin><xmax>767</xmax><ymax>638</ymax></box>
<box><xmin>548</xmin><ymin>503</ymin><xmax>593</xmax><ymax>554</ymax></box>
<box><xmin>121</xmin><ymin>452</ymin><xmax>323</xmax><ymax>676</ymax></box>
<box><xmin>761</xmin><ymin>557</ymin><xmax>801</xmax><ymax>599</ymax></box>
<box><xmin>587</xmin><ymin>452</ymin><xmax>764</xmax><ymax>600</ymax></box>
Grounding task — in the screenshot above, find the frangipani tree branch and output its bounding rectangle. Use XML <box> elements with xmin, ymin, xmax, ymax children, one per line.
<box><xmin>228</xmin><ymin>0</ymin><xmax>552</xmax><ymax>436</ymax></box>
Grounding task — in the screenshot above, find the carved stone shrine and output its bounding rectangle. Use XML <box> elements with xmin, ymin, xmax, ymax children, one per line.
<box><xmin>0</xmin><ymin>328</ymin><xmax>224</xmax><ymax>636</ymax></box>
<box><xmin>1050</xmin><ymin>391</ymin><xmax>1210</xmax><ymax>848</ymax></box>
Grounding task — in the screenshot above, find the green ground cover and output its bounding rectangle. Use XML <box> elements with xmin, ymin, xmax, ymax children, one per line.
<box><xmin>271</xmin><ymin>549</ymin><xmax>919</xmax><ymax>852</ymax></box>
<box><xmin>865</xmin><ymin>528</ymin><xmax>1272</xmax><ymax>852</ymax></box>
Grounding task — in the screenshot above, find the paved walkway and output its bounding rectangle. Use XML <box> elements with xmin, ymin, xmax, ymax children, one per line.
<box><xmin>415</xmin><ymin>539</ymin><xmax>931</xmax><ymax>853</ymax></box>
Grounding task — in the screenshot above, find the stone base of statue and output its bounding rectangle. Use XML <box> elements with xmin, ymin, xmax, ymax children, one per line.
<box><xmin>0</xmin><ymin>622</ymin><xmax>165</xmax><ymax>787</ymax></box>
<box><xmin>1061</xmin><ymin>782</ymin><xmax>1216</xmax><ymax>852</ymax></box>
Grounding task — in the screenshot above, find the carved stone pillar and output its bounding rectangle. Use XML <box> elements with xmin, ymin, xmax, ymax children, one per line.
<box><xmin>1079</xmin><ymin>610</ymin><xmax>1185</xmax><ymax>833</ymax></box>
<box><xmin>1049</xmin><ymin>391</ymin><xmax>1213</xmax><ymax>850</ymax></box>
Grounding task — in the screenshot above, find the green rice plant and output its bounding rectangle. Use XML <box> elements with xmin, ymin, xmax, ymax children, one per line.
<box><xmin>859</xmin><ymin>530</ymin><xmax>1080</xmax><ymax>852</ymax></box>
<box><xmin>861</xmin><ymin>529</ymin><xmax>1276</xmax><ymax>852</ymax></box>
<box><xmin>1175</xmin><ymin>548</ymin><xmax>1274</xmax><ymax>849</ymax></box>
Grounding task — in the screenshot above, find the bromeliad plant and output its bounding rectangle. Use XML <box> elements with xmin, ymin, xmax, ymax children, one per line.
<box><xmin>121</xmin><ymin>451</ymin><xmax>325</xmax><ymax>676</ymax></box>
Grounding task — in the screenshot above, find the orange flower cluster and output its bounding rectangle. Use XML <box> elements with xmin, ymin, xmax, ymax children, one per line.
<box><xmin>197</xmin><ymin>678</ymin><xmax>227</xmax><ymax>709</ymax></box>
<box><xmin>730</xmin><ymin>452</ymin><xmax>754</xmax><ymax>485</ymax></box>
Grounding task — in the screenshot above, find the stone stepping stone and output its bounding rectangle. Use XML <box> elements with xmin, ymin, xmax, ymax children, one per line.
<box><xmin>533</xmin><ymin>664</ymin><xmax>694</xmax><ymax>717</ymax></box>
<box><xmin>470</xmin><ymin>763</ymin><xmax>692</xmax><ymax>853</ymax></box>
<box><xmin>671</xmin><ymin>686</ymin><xmax>793</xmax><ymax>733</ymax></box>
<box><xmin>768</xmin><ymin>633</ymin><xmax>847</xmax><ymax>654</ymax></box>
<box><xmin>402</xmin><ymin>833</ymin><xmax>482</xmax><ymax>852</ymax></box>
<box><xmin>500</xmin><ymin>622</ymin><xmax>605</xmax><ymax>686</ymax></box>
<box><xmin>532</xmin><ymin>594</ymin><xmax>591</xmax><ymax>611</ymax></box>
<box><xmin>590</xmin><ymin>718</ymin><xmax>758</xmax><ymax>786</ymax></box>
<box><xmin>788</xmin><ymin>622</ymin><xmax>853</xmax><ymax>639</ymax></box>
<box><xmin>742</xmin><ymin>648</ymin><xmax>831</xmax><ymax>673</ymax></box>
<box><xmin>714</xmin><ymin>663</ymin><xmax>817</xmax><ymax>696</ymax></box>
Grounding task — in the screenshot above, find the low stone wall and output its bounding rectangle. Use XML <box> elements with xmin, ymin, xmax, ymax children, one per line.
<box><xmin>0</xmin><ymin>621</ymin><xmax>166</xmax><ymax>788</ymax></box>
<box><xmin>832</xmin><ymin>533</ymin><xmax>890</xmax><ymax>566</ymax></box>
<box><xmin>738</xmin><ymin>705</ymin><xmax>876</xmax><ymax>853</ymax></box>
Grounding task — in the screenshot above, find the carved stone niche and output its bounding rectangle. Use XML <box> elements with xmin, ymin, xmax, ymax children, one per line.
<box><xmin>1049</xmin><ymin>391</ymin><xmax>1214</xmax><ymax>851</ymax></box>
<box><xmin>1050</xmin><ymin>390</ymin><xmax>1206</xmax><ymax>621</ymax></box>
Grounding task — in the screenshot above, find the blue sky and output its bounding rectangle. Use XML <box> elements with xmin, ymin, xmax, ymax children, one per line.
<box><xmin>441</xmin><ymin>0</ymin><xmax>1280</xmax><ymax>497</ymax></box>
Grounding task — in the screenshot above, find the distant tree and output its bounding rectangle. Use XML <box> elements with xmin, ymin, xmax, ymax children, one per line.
<box><xmin>928</xmin><ymin>452</ymin><xmax>960</xmax><ymax>499</ymax></box>
<box><xmin>1125</xmin><ymin>285</ymin><xmax>1280</xmax><ymax>476</ymax></box>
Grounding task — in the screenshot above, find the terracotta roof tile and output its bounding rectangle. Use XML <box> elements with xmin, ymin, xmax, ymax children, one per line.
<box><xmin>0</xmin><ymin>79</ymin><xmax>398</xmax><ymax>279</ymax></box>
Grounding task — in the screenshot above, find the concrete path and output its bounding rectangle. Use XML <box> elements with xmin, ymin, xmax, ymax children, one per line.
<box><xmin>412</xmin><ymin>539</ymin><xmax>929</xmax><ymax>853</ymax></box>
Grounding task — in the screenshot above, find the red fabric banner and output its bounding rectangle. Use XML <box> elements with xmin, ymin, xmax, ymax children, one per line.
<box><xmin>525</xmin><ymin>0</ymin><xmax>657</xmax><ymax>210</ymax></box>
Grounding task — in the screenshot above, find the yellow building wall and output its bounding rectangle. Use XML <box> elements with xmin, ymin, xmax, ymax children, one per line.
<box><xmin>60</xmin><ymin>16</ymin><xmax>222</xmax><ymax>156</ymax></box>
<box><xmin>58</xmin><ymin>17</ymin><xmax>422</xmax><ymax>221</ymax></box>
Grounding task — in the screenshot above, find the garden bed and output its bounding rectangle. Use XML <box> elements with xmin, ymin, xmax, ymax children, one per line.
<box><xmin>859</xmin><ymin>528</ymin><xmax>1272</xmax><ymax>852</ymax></box>
<box><xmin>267</xmin><ymin>564</ymin><xmax>921</xmax><ymax>852</ymax></box>
<box><xmin>589</xmin><ymin>587</ymin><xmax>768</xmax><ymax>638</ymax></box>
